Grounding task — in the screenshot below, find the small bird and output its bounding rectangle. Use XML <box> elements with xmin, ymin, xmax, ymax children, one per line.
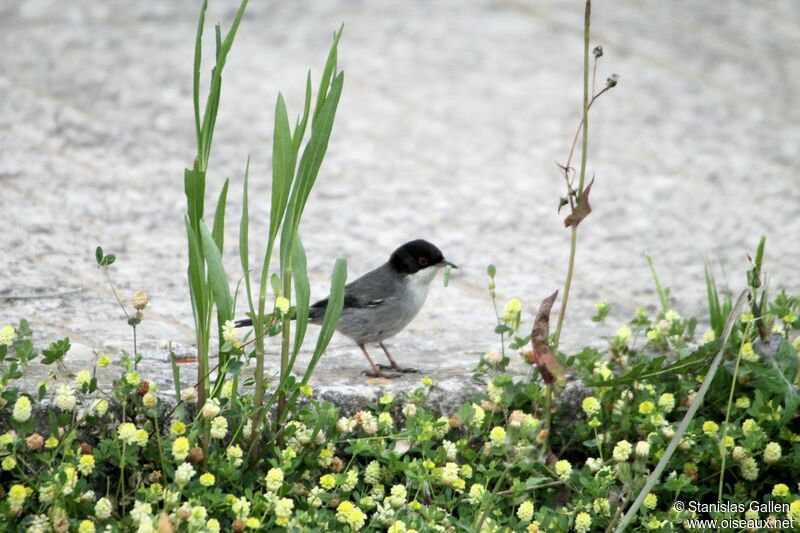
<box><xmin>237</xmin><ymin>239</ymin><xmax>456</xmax><ymax>377</ymax></box>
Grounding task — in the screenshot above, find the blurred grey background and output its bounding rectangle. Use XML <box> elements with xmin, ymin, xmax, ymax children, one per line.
<box><xmin>1</xmin><ymin>1</ymin><xmax>798</xmax><ymax>390</ymax></box>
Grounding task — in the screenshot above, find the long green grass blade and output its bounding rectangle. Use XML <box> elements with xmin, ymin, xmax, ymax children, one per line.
<box><xmin>281</xmin><ymin>72</ymin><xmax>344</xmax><ymax>264</ymax></box>
<box><xmin>270</xmin><ymin>94</ymin><xmax>294</xmax><ymax>244</ymax></box>
<box><xmin>212</xmin><ymin>178</ymin><xmax>229</xmax><ymax>250</ymax></box>
<box><xmin>184</xmin><ymin>215</ymin><xmax>208</xmax><ymax>323</ymax></box>
<box><xmin>239</xmin><ymin>158</ymin><xmax>255</xmax><ymax>316</ymax></box>
<box><xmin>645</xmin><ymin>254</ymin><xmax>669</xmax><ymax>312</ymax></box>
<box><xmin>292</xmin><ymin>72</ymin><xmax>313</xmax><ymax>154</ymax></box>
<box><xmin>615</xmin><ymin>290</ymin><xmax>747</xmax><ymax>533</ymax></box>
<box><xmin>298</xmin><ymin>257</ymin><xmax>347</xmax><ymax>388</ymax></box>
<box><xmin>313</xmin><ymin>26</ymin><xmax>343</xmax><ymax>122</ymax></box>
<box><xmin>193</xmin><ymin>0</ymin><xmax>208</xmax><ymax>153</ymax></box>
<box><xmin>200</xmin><ymin>224</ymin><xmax>233</xmax><ymax>324</ymax></box>
<box><xmin>184</xmin><ymin>168</ymin><xmax>206</xmax><ymax>231</ymax></box>
<box><xmin>289</xmin><ymin>236</ymin><xmax>310</xmax><ymax>369</ymax></box>
<box><xmin>705</xmin><ymin>262</ymin><xmax>721</xmax><ymax>334</ymax></box>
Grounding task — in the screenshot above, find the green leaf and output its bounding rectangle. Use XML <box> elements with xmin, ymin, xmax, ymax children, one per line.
<box><xmin>239</xmin><ymin>157</ymin><xmax>255</xmax><ymax>316</ymax></box>
<box><xmin>281</xmin><ymin>72</ymin><xmax>345</xmax><ymax>265</ymax></box>
<box><xmin>645</xmin><ymin>254</ymin><xmax>669</xmax><ymax>312</ymax></box>
<box><xmin>212</xmin><ymin>178</ymin><xmax>229</xmax><ymax>251</ymax></box>
<box><xmin>42</xmin><ymin>338</ymin><xmax>71</xmax><ymax>365</ymax></box>
<box><xmin>301</xmin><ymin>258</ymin><xmax>347</xmax><ymax>385</ymax></box>
<box><xmin>292</xmin><ymin>72</ymin><xmax>313</xmax><ymax>154</ymax></box>
<box><xmin>290</xmin><ymin>236</ymin><xmax>310</xmax><ymax>367</ymax></box>
<box><xmin>313</xmin><ymin>25</ymin><xmax>343</xmax><ymax>122</ymax></box>
<box><xmin>95</xmin><ymin>246</ymin><xmax>103</xmax><ymax>265</ymax></box>
<box><xmin>200</xmin><ymin>224</ymin><xmax>233</xmax><ymax>325</ymax></box>
<box><xmin>270</xmin><ymin>94</ymin><xmax>295</xmax><ymax>246</ymax></box>
<box><xmin>184</xmin><ymin>215</ymin><xmax>208</xmax><ymax>326</ymax></box>
<box><xmin>193</xmin><ymin>0</ymin><xmax>207</xmax><ymax>151</ymax></box>
<box><xmin>184</xmin><ymin>168</ymin><xmax>206</xmax><ymax>230</ymax></box>
<box><xmin>615</xmin><ymin>290</ymin><xmax>747</xmax><ymax>533</ymax></box>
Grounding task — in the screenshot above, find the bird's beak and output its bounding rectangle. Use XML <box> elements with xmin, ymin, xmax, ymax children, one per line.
<box><xmin>440</xmin><ymin>260</ymin><xmax>458</xmax><ymax>269</ymax></box>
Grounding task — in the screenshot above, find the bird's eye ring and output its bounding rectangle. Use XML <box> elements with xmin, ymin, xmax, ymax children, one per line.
<box><xmin>418</xmin><ymin>257</ymin><xmax>429</xmax><ymax>267</ymax></box>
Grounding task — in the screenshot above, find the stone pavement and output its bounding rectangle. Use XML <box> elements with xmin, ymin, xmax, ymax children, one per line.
<box><xmin>1</xmin><ymin>1</ymin><xmax>799</xmax><ymax>406</ymax></box>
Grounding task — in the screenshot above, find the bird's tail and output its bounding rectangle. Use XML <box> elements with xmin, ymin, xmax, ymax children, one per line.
<box><xmin>234</xmin><ymin>307</ymin><xmax>325</xmax><ymax>328</ymax></box>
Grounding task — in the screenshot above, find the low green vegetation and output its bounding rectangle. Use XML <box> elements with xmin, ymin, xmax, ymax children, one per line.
<box><xmin>2</xmin><ymin>0</ymin><xmax>799</xmax><ymax>532</ymax></box>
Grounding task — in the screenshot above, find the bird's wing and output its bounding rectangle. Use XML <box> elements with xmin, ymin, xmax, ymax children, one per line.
<box><xmin>309</xmin><ymin>263</ymin><xmax>397</xmax><ymax>316</ymax></box>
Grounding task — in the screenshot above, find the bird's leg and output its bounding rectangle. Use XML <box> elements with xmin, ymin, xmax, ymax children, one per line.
<box><xmin>359</xmin><ymin>344</ymin><xmax>397</xmax><ymax>378</ymax></box>
<box><xmin>378</xmin><ymin>342</ymin><xmax>420</xmax><ymax>373</ymax></box>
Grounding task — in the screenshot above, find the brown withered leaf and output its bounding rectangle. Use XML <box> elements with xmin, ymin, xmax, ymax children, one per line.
<box><xmin>563</xmin><ymin>177</ymin><xmax>595</xmax><ymax>228</ymax></box>
<box><xmin>529</xmin><ymin>290</ymin><xmax>566</xmax><ymax>386</ymax></box>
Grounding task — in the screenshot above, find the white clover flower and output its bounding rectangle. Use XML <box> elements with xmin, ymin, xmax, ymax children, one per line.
<box><xmin>763</xmin><ymin>442</ymin><xmax>782</xmax><ymax>465</ymax></box>
<box><xmin>201</xmin><ymin>398</ymin><xmax>221</xmax><ymax>420</ymax></box>
<box><xmin>574</xmin><ymin>511</ymin><xmax>592</xmax><ymax>533</ymax></box>
<box><xmin>402</xmin><ymin>403</ymin><xmax>417</xmax><ymax>418</ymax></box>
<box><xmin>581</xmin><ymin>396</ymin><xmax>601</xmax><ymax>417</ymax></box>
<box><xmin>275</xmin><ymin>297</ymin><xmax>291</xmax><ymax>316</ymax></box>
<box><xmin>61</xmin><ymin>467</ymin><xmax>78</xmax><ymax>495</ymax></box>
<box><xmin>739</xmin><ymin>456</ymin><xmax>759</xmax><ymax>481</ymax></box>
<box><xmin>484</xmin><ymin>349</ymin><xmax>502</xmax><ymax>365</ymax></box>
<box><xmin>470</xmin><ymin>404</ymin><xmax>485</xmax><ymax>428</ymax></box>
<box><xmin>131</xmin><ymin>501</ymin><xmax>153</xmax><ymax>524</ymax></box>
<box><xmin>172</xmin><ymin>437</ymin><xmax>190</xmax><ymax>462</ymax></box>
<box><xmin>442</xmin><ymin>440</ymin><xmax>457</xmax><ymax>461</ymax></box>
<box><xmin>308</xmin><ymin>486</ymin><xmax>323</xmax><ymax>508</ymax></box>
<box><xmin>142</xmin><ymin>393</ymin><xmax>157</xmax><ymax>408</ymax></box>
<box><xmin>95</xmin><ymin>497</ymin><xmax>113</xmax><ymax>520</ymax></box>
<box><xmin>210</xmin><ymin>416</ymin><xmax>228</xmax><ymax>439</ymax></box>
<box><xmin>12</xmin><ymin>395</ymin><xmax>32</xmax><ymax>423</ymax></box>
<box><xmin>701</xmin><ymin>329</ymin><xmax>716</xmax><ymax>344</ymax></box>
<box><xmin>180</xmin><ymin>387</ymin><xmax>198</xmax><ymax>404</ymax></box>
<box><xmin>635</xmin><ymin>440</ymin><xmax>650</xmax><ymax>459</ymax></box>
<box><xmin>489</xmin><ymin>426</ymin><xmax>506</xmax><ymax>447</ymax></box>
<box><xmin>78</xmin><ymin>454</ymin><xmax>95</xmax><ymax>475</ymax></box>
<box><xmin>75</xmin><ymin>369</ymin><xmax>93</xmax><ymax>388</ymax></box>
<box><xmin>614</xmin><ymin>325</ymin><xmax>632</xmax><ymax>344</ymax></box>
<box><xmin>189</xmin><ymin>505</ymin><xmax>208</xmax><ymax>528</ymax></box>
<box><xmin>356</xmin><ymin>411</ymin><xmax>378</xmax><ymax>435</ymax></box>
<box><xmin>612</xmin><ymin>440</ymin><xmax>632</xmax><ymax>462</ymax></box>
<box><xmin>467</xmin><ymin>483</ymin><xmax>485</xmax><ymax>504</ymax></box>
<box><xmin>274</xmin><ymin>497</ymin><xmax>294</xmax><ymax>526</ymax></box>
<box><xmin>90</xmin><ymin>398</ymin><xmax>109</xmax><ymax>417</ymax></box>
<box><xmin>517</xmin><ymin>500</ymin><xmax>534</xmax><ymax>522</ymax></box>
<box><xmin>364</xmin><ymin>461</ymin><xmax>382</xmax><ymax>485</ymax></box>
<box><xmin>231</xmin><ymin>496</ymin><xmax>251</xmax><ymax>519</ymax></box>
<box><xmin>388</xmin><ymin>484</ymin><xmax>407</xmax><ymax>509</ymax></box>
<box><xmin>117</xmin><ymin>422</ymin><xmax>138</xmax><ymax>445</ymax></box>
<box><xmin>175</xmin><ymin>462</ymin><xmax>196</xmax><ymax>486</ymax></box>
<box><xmin>585</xmin><ymin>457</ymin><xmax>603</xmax><ymax>472</ymax></box>
<box><xmin>222</xmin><ymin>320</ymin><xmax>242</xmax><ymax>349</ymax></box>
<box><xmin>226</xmin><ymin>444</ymin><xmax>244</xmax><ymax>467</ymax></box>
<box><xmin>266</xmin><ymin>467</ymin><xmax>284</xmax><ymax>492</ymax></box>
<box><xmin>378</xmin><ymin>412</ymin><xmax>394</xmax><ymax>430</ymax></box>
<box><xmin>336</xmin><ymin>416</ymin><xmax>354</xmax><ymax>433</ymax></box>
<box><xmin>441</xmin><ymin>462</ymin><xmax>460</xmax><ymax>486</ymax></box>
<box><xmin>555</xmin><ymin>459</ymin><xmax>573</xmax><ymax>480</ymax></box>
<box><xmin>54</xmin><ymin>384</ymin><xmax>77</xmax><ymax>411</ymax></box>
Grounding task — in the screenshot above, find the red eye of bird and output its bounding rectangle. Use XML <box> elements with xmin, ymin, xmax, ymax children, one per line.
<box><xmin>418</xmin><ymin>257</ymin><xmax>429</xmax><ymax>267</ymax></box>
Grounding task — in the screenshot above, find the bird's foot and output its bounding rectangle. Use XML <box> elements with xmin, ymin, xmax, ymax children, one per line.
<box><xmin>377</xmin><ymin>364</ymin><xmax>420</xmax><ymax>374</ymax></box>
<box><xmin>362</xmin><ymin>369</ymin><xmax>402</xmax><ymax>379</ymax></box>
